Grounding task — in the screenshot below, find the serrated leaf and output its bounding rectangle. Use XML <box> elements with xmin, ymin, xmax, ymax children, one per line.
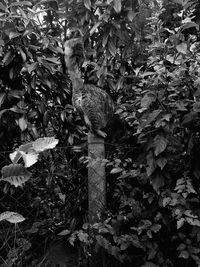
<box><xmin>176</xmin><ymin>42</ymin><xmax>187</xmax><ymax>54</ymax></box>
<box><xmin>154</xmin><ymin>135</ymin><xmax>168</xmax><ymax>156</ymax></box>
<box><xmin>32</xmin><ymin>137</ymin><xmax>59</xmax><ymax>152</ymax></box>
<box><xmin>1</xmin><ymin>164</ymin><xmax>31</xmax><ymax>187</ymax></box>
<box><xmin>0</xmin><ymin>211</ymin><xmax>25</xmax><ymax>224</ymax></box>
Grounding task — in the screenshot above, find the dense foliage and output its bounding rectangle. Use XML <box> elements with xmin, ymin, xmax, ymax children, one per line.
<box><xmin>1</xmin><ymin>0</ymin><xmax>200</xmax><ymax>266</ymax></box>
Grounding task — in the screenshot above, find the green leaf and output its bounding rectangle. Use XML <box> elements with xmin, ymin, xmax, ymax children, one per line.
<box><xmin>146</xmin><ymin>151</ymin><xmax>156</xmax><ymax>177</ymax></box>
<box><xmin>113</xmin><ymin>0</ymin><xmax>121</xmax><ymax>13</ymax></box>
<box><xmin>110</xmin><ymin>167</ymin><xmax>123</xmax><ymax>174</ymax></box>
<box><xmin>0</xmin><ymin>211</ymin><xmax>25</xmax><ymax>224</ymax></box>
<box><xmin>9</xmin><ymin>1</ymin><xmax>32</xmax><ymax>7</ymax></box>
<box><xmin>108</xmin><ymin>40</ymin><xmax>116</xmax><ymax>56</ymax></box>
<box><xmin>2</xmin><ymin>50</ymin><xmax>14</xmax><ymax>65</ymax></box>
<box><xmin>150</xmin><ymin>223</ymin><xmax>161</xmax><ymax>233</ymax></box>
<box><xmin>142</xmin><ymin>110</ymin><xmax>162</xmax><ymax>127</ymax></box>
<box><xmin>151</xmin><ymin>173</ymin><xmax>165</xmax><ymax>193</ymax></box>
<box><xmin>27</xmin><ymin>62</ymin><xmax>38</xmax><ymax>73</ymax></box>
<box><xmin>9</xmin><ymin>31</ymin><xmax>21</xmax><ymax>39</ymax></box>
<box><xmin>58</xmin><ymin>229</ymin><xmax>71</xmax><ymax>236</ymax></box>
<box><xmin>162</xmin><ymin>197</ymin><xmax>171</xmax><ymax>207</ymax></box>
<box><xmin>177</xmin><ymin>218</ymin><xmax>185</xmax><ymax>229</ymax></box>
<box><xmin>33</xmin><ymin>137</ymin><xmax>59</xmax><ymax>152</ymax></box>
<box><xmin>156</xmin><ymin>157</ymin><xmax>167</xmax><ymax>170</ymax></box>
<box><xmin>19</xmin><ymin>48</ymin><xmax>26</xmax><ymax>62</ymax></box>
<box><xmin>84</xmin><ymin>0</ymin><xmax>91</xmax><ymax>10</ymax></box>
<box><xmin>185</xmin><ymin>217</ymin><xmax>200</xmax><ymax>227</ymax></box>
<box><xmin>1</xmin><ymin>164</ymin><xmax>31</xmax><ymax>187</ymax></box>
<box><xmin>21</xmin><ymin>152</ymin><xmax>39</xmax><ymax>168</ymax></box>
<box><xmin>0</xmin><ymin>3</ymin><xmax>6</xmax><ymax>11</ymax></box>
<box><xmin>141</xmin><ymin>93</ymin><xmax>156</xmax><ymax>109</ymax></box>
<box><xmin>193</xmin><ymin>102</ymin><xmax>200</xmax><ymax>112</ymax></box>
<box><xmin>176</xmin><ymin>42</ymin><xmax>187</xmax><ymax>54</ymax></box>
<box><xmin>127</xmin><ymin>10</ymin><xmax>137</xmax><ymax>21</ymax></box>
<box><xmin>0</xmin><ymin>93</ymin><xmax>6</xmax><ymax>107</ymax></box>
<box><xmin>154</xmin><ymin>135</ymin><xmax>168</xmax><ymax>156</ymax></box>
<box><xmin>18</xmin><ymin>117</ymin><xmax>27</xmax><ymax>131</ymax></box>
<box><xmin>142</xmin><ymin>262</ymin><xmax>159</xmax><ymax>267</ymax></box>
<box><xmin>181</xmin><ymin>22</ymin><xmax>199</xmax><ymax>31</ymax></box>
<box><xmin>90</xmin><ymin>21</ymin><xmax>101</xmax><ymax>36</ymax></box>
<box><xmin>179</xmin><ymin>250</ymin><xmax>189</xmax><ymax>259</ymax></box>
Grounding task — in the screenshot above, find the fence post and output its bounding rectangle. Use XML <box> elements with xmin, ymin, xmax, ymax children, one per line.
<box><xmin>88</xmin><ymin>132</ymin><xmax>106</xmax><ymax>223</ymax></box>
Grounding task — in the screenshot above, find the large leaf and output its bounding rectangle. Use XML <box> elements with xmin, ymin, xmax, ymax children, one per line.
<box><xmin>20</xmin><ymin>151</ymin><xmax>39</xmax><ymax>168</ymax></box>
<box><xmin>176</xmin><ymin>43</ymin><xmax>187</xmax><ymax>54</ymax></box>
<box><xmin>33</xmin><ymin>137</ymin><xmax>59</xmax><ymax>152</ymax></box>
<box><xmin>9</xmin><ymin>142</ymin><xmax>34</xmax><ymax>164</ymax></box>
<box><xmin>9</xmin><ymin>137</ymin><xmax>58</xmax><ymax>167</ymax></box>
<box><xmin>0</xmin><ymin>211</ymin><xmax>25</xmax><ymax>224</ymax></box>
<box><xmin>113</xmin><ymin>0</ymin><xmax>121</xmax><ymax>13</ymax></box>
<box><xmin>1</xmin><ymin>164</ymin><xmax>31</xmax><ymax>187</ymax></box>
<box><xmin>154</xmin><ymin>135</ymin><xmax>168</xmax><ymax>156</ymax></box>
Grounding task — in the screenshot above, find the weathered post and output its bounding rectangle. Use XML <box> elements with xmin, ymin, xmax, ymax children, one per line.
<box><xmin>88</xmin><ymin>133</ymin><xmax>106</xmax><ymax>223</ymax></box>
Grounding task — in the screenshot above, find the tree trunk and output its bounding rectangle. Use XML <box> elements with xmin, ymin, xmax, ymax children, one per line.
<box><xmin>88</xmin><ymin>132</ymin><xmax>106</xmax><ymax>223</ymax></box>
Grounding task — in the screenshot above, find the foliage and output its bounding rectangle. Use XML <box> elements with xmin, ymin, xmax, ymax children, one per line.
<box><xmin>1</xmin><ymin>0</ymin><xmax>200</xmax><ymax>266</ymax></box>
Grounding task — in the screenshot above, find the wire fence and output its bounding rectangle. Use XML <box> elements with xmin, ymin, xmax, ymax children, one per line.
<box><xmin>0</xmin><ymin>142</ymin><xmax>135</xmax><ymax>266</ymax></box>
